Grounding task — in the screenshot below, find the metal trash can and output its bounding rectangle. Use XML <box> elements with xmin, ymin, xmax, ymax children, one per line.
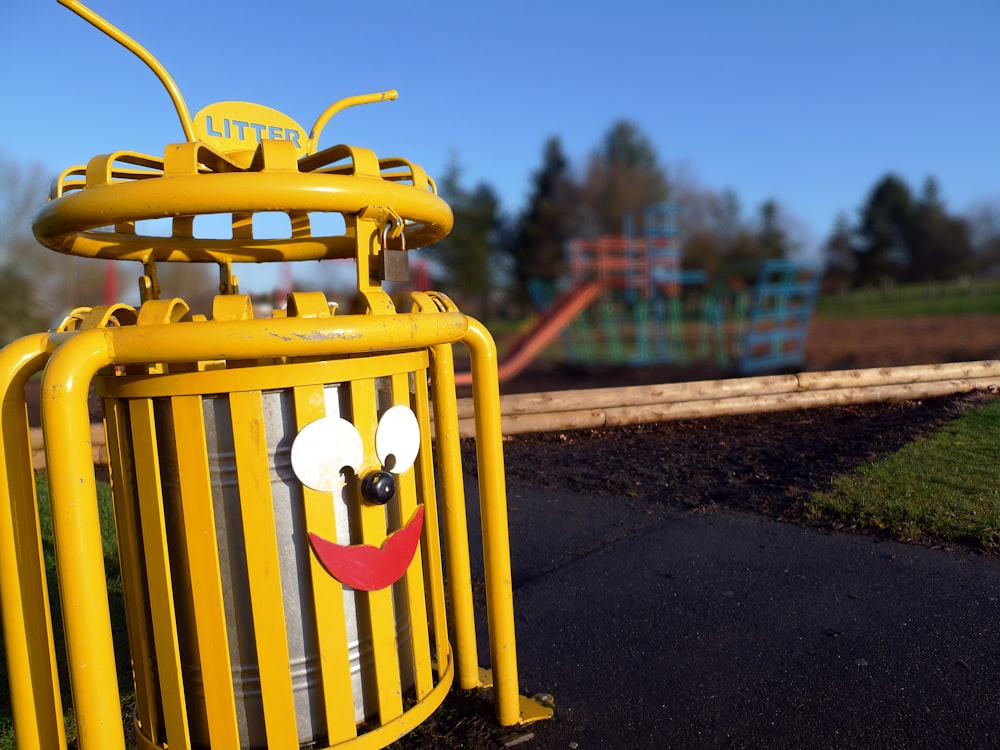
<box><xmin>0</xmin><ymin>4</ymin><xmax>551</xmax><ymax>747</ymax></box>
<box><xmin>99</xmin><ymin>352</ymin><xmax>436</xmax><ymax>748</ymax></box>
<box><xmin>158</xmin><ymin>385</ymin><xmax>413</xmax><ymax>745</ymax></box>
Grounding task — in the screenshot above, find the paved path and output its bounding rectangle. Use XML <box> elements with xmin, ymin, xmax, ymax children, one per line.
<box><xmin>467</xmin><ymin>481</ymin><xmax>1000</xmax><ymax>749</ymax></box>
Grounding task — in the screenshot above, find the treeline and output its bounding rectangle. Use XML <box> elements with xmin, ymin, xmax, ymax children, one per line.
<box><xmin>426</xmin><ymin>123</ymin><xmax>1000</xmax><ymax>317</ymax></box>
<box><xmin>426</xmin><ymin>121</ymin><xmax>810</xmax><ymax>315</ymax></box>
<box><xmin>823</xmin><ymin>175</ymin><xmax>1000</xmax><ymax>292</ymax></box>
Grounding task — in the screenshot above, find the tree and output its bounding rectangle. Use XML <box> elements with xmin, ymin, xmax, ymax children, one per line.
<box><xmin>850</xmin><ymin>174</ymin><xmax>974</xmax><ymax>287</ymax></box>
<box><xmin>853</xmin><ymin>174</ymin><xmax>915</xmax><ymax>286</ymax></box>
<box><xmin>717</xmin><ymin>188</ymin><xmax>743</xmax><ymax>243</ymax></box>
<box><xmin>906</xmin><ymin>176</ymin><xmax>973</xmax><ymax>281</ymax></box>
<box><xmin>756</xmin><ymin>200</ymin><xmax>788</xmax><ymax>259</ymax></box>
<box><xmin>0</xmin><ymin>155</ymin><xmax>51</xmax><ymax>341</ymax></box>
<box><xmin>671</xmin><ymin>168</ymin><xmax>726</xmax><ymax>275</ymax></box>
<box><xmin>579</xmin><ymin>120</ymin><xmax>669</xmax><ymax>236</ymax></box>
<box><xmin>917</xmin><ymin>175</ymin><xmax>944</xmax><ymax>211</ymax></box>
<box><xmin>656</xmin><ymin>164</ymin><xmax>741</xmax><ymax>277</ymax></box>
<box><xmin>822</xmin><ymin>213</ymin><xmax>855</xmax><ymax>291</ymax></box>
<box><xmin>507</xmin><ymin>137</ymin><xmax>579</xmax><ymax>303</ymax></box>
<box><xmin>965</xmin><ymin>200</ymin><xmax>1000</xmax><ymax>275</ymax></box>
<box><xmin>423</xmin><ymin>159</ymin><xmax>504</xmax><ymax>318</ymax></box>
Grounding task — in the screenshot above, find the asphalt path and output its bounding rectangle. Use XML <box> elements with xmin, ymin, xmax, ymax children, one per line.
<box><xmin>466</xmin><ymin>480</ymin><xmax>1000</xmax><ymax>749</ymax></box>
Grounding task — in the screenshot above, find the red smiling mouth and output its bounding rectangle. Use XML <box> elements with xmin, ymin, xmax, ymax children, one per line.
<box><xmin>308</xmin><ymin>505</ymin><xmax>424</xmax><ymax>591</ymax></box>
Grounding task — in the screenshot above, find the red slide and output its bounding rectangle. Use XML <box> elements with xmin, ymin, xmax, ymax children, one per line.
<box><xmin>454</xmin><ymin>280</ymin><xmax>602</xmax><ymax>386</ymax></box>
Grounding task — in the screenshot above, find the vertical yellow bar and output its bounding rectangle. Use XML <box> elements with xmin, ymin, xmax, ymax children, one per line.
<box><xmin>0</xmin><ymin>336</ymin><xmax>65</xmax><ymax>750</ymax></box>
<box><xmin>42</xmin><ymin>332</ymin><xmax>125</xmax><ymax>750</ymax></box>
<box><xmin>228</xmin><ymin>390</ymin><xmax>299</xmax><ymax>746</ymax></box>
<box><xmin>349</xmin><ymin>378</ymin><xmax>404</xmax><ymax>724</ymax></box>
<box><xmin>411</xmin><ymin>366</ymin><xmax>450</xmax><ymax>679</ymax></box>
<box><xmin>292</xmin><ymin>384</ymin><xmax>358</xmax><ymax>743</ymax></box>
<box><xmin>388</xmin><ymin>371</ymin><xmax>433</xmax><ymax>700</ymax></box>
<box><xmin>103</xmin><ymin>398</ymin><xmax>160</xmax><ymax>742</ymax></box>
<box><xmin>127</xmin><ymin>399</ymin><xmax>193</xmax><ymax>749</ymax></box>
<box><xmin>428</xmin><ymin>343</ymin><xmax>480</xmax><ymax>690</ymax></box>
<box><xmin>464</xmin><ymin>319</ymin><xmax>521</xmax><ymax>726</ymax></box>
<box><xmin>169</xmin><ymin>396</ymin><xmax>241</xmax><ymax>747</ymax></box>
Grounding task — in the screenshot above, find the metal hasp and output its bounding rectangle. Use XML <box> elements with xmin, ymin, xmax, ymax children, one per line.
<box><xmin>0</xmin><ymin>2</ymin><xmax>552</xmax><ymax>748</ymax></box>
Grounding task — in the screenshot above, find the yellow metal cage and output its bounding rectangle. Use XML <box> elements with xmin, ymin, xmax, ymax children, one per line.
<box><xmin>0</xmin><ymin>2</ymin><xmax>551</xmax><ymax>748</ymax></box>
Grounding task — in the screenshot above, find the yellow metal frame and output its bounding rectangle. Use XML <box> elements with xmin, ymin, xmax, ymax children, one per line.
<box><xmin>33</xmin><ymin>142</ymin><xmax>452</xmax><ymax>264</ymax></box>
<box><xmin>0</xmin><ymin>333</ymin><xmax>69</xmax><ymax>750</ymax></box>
<box><xmin>0</xmin><ymin>1</ymin><xmax>552</xmax><ymax>747</ymax></box>
<box><xmin>1</xmin><ymin>298</ymin><xmax>551</xmax><ymax>749</ymax></box>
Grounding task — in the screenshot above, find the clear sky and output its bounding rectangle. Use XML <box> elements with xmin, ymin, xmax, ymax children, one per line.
<box><xmin>2</xmin><ymin>0</ymin><xmax>998</xmax><ymax>295</ymax></box>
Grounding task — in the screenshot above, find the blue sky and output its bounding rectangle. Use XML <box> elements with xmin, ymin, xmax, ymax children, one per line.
<box><xmin>3</xmin><ymin>0</ymin><xmax>998</xmax><ymax>295</ymax></box>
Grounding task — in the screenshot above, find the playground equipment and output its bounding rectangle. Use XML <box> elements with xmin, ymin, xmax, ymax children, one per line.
<box><xmin>466</xmin><ymin>203</ymin><xmax>822</xmax><ymax>384</ymax></box>
<box><xmin>738</xmin><ymin>260</ymin><xmax>824</xmax><ymax>374</ymax></box>
<box><xmin>454</xmin><ymin>205</ymin><xmax>692</xmax><ymax>385</ymax></box>
<box><xmin>0</xmin><ymin>2</ymin><xmax>550</xmax><ymax>748</ymax></box>
<box><xmin>452</xmin><ymin>280</ymin><xmax>601</xmax><ymax>387</ymax></box>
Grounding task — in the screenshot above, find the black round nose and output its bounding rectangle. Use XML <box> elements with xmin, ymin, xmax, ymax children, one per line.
<box><xmin>361</xmin><ymin>470</ymin><xmax>396</xmax><ymax>505</ymax></box>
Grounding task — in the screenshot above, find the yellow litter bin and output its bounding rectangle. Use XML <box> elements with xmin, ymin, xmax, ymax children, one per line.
<box><xmin>0</xmin><ymin>2</ymin><xmax>552</xmax><ymax>748</ymax></box>
<box><xmin>95</xmin><ymin>314</ymin><xmax>458</xmax><ymax>749</ymax></box>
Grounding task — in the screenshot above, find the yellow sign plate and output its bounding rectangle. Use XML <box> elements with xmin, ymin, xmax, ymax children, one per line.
<box><xmin>193</xmin><ymin>101</ymin><xmax>308</xmax><ymax>158</ymax></box>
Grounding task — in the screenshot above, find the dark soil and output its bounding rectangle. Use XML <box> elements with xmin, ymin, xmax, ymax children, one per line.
<box><xmin>491</xmin><ymin>391</ymin><xmax>997</xmax><ymax>541</ymax></box>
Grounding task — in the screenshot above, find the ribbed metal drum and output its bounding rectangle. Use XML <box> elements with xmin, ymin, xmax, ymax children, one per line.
<box><xmin>98</xmin><ymin>353</ymin><xmax>438</xmax><ymax>749</ymax></box>
<box><xmin>156</xmin><ymin>384</ymin><xmax>412</xmax><ymax>747</ymax></box>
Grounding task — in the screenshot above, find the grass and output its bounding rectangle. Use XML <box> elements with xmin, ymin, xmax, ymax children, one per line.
<box><xmin>815</xmin><ymin>279</ymin><xmax>1000</xmax><ymax>319</ymax></box>
<box><xmin>807</xmin><ymin>397</ymin><xmax>1000</xmax><ymax>549</ymax></box>
<box><xmin>0</xmin><ymin>474</ymin><xmax>130</xmax><ymax>749</ymax></box>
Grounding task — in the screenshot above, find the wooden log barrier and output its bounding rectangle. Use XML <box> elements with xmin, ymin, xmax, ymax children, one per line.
<box><xmin>28</xmin><ymin>360</ymin><xmax>1000</xmax><ymax>467</ymax></box>
<box><xmin>457</xmin><ymin>360</ymin><xmax>1000</xmax><ymax>438</ymax></box>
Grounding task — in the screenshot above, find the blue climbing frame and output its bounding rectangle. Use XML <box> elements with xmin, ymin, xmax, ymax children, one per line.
<box><xmin>738</xmin><ymin>260</ymin><xmax>824</xmax><ymax>374</ymax></box>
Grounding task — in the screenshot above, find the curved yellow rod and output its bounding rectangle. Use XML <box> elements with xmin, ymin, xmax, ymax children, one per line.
<box><xmin>307</xmin><ymin>90</ymin><xmax>398</xmax><ymax>155</ymax></box>
<box><xmin>58</xmin><ymin>0</ymin><xmax>195</xmax><ymax>142</ymax></box>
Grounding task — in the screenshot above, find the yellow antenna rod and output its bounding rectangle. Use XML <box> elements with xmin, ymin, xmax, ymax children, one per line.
<box><xmin>58</xmin><ymin>0</ymin><xmax>196</xmax><ymax>142</ymax></box>
<box><xmin>307</xmin><ymin>90</ymin><xmax>398</xmax><ymax>155</ymax></box>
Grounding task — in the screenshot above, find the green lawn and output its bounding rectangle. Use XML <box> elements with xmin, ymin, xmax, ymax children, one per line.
<box><xmin>0</xmin><ymin>476</ymin><xmax>129</xmax><ymax>749</ymax></box>
<box><xmin>807</xmin><ymin>396</ymin><xmax>1000</xmax><ymax>549</ymax></box>
<box><xmin>815</xmin><ymin>279</ymin><xmax>1000</xmax><ymax>319</ymax></box>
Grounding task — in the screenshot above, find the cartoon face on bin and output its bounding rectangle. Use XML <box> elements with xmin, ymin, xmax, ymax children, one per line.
<box><xmin>290</xmin><ymin>405</ymin><xmax>423</xmax><ymax>591</ymax></box>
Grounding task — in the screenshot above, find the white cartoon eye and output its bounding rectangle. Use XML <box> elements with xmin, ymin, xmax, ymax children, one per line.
<box><xmin>291</xmin><ymin>417</ymin><xmax>363</xmax><ymax>492</ymax></box>
<box><xmin>375</xmin><ymin>405</ymin><xmax>420</xmax><ymax>473</ymax></box>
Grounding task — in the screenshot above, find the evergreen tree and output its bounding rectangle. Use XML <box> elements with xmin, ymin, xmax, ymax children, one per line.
<box><xmin>907</xmin><ymin>176</ymin><xmax>973</xmax><ymax>281</ymax></box>
<box><xmin>845</xmin><ymin>174</ymin><xmax>975</xmax><ymax>287</ymax></box>
<box><xmin>822</xmin><ymin>213</ymin><xmax>855</xmax><ymax>291</ymax></box>
<box><xmin>853</xmin><ymin>174</ymin><xmax>915</xmax><ymax>286</ymax></box>
<box><xmin>965</xmin><ymin>200</ymin><xmax>1000</xmax><ymax>275</ymax></box>
<box><xmin>508</xmin><ymin>137</ymin><xmax>579</xmax><ymax>303</ymax></box>
<box><xmin>757</xmin><ymin>200</ymin><xmax>789</xmax><ymax>259</ymax></box>
<box><xmin>423</xmin><ymin>160</ymin><xmax>504</xmax><ymax>318</ymax></box>
<box><xmin>718</xmin><ymin>189</ymin><xmax>743</xmax><ymax>242</ymax></box>
<box><xmin>918</xmin><ymin>175</ymin><xmax>944</xmax><ymax>211</ymax></box>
